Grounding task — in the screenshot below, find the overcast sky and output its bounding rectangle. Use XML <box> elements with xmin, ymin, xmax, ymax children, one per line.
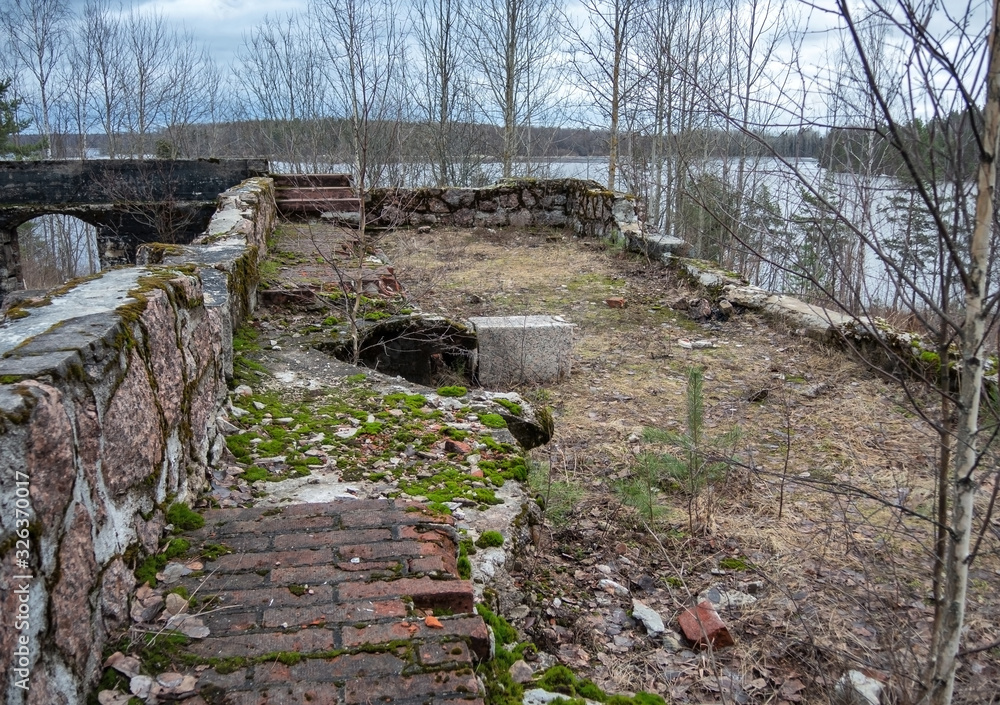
<box><xmin>78</xmin><ymin>0</ymin><xmax>312</xmax><ymax>67</ymax></box>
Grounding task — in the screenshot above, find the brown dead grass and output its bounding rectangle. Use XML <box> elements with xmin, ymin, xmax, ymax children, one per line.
<box><xmin>379</xmin><ymin>225</ymin><xmax>1000</xmax><ymax>705</ymax></box>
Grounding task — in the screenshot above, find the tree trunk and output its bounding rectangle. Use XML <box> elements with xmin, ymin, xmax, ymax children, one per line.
<box><xmin>924</xmin><ymin>2</ymin><xmax>1000</xmax><ymax>701</ymax></box>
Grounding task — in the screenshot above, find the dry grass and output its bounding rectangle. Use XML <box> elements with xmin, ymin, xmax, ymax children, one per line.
<box><xmin>380</xmin><ymin>225</ymin><xmax>1000</xmax><ymax>704</ymax></box>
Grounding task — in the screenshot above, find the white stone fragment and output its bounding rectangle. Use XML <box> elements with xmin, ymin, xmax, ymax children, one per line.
<box><xmin>631</xmin><ymin>599</ymin><xmax>665</xmax><ymax>635</ymax></box>
<box><xmin>836</xmin><ymin>670</ymin><xmax>883</xmax><ymax>705</ymax></box>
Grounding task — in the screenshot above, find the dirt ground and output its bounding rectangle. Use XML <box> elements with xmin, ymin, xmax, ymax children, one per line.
<box><xmin>267</xmin><ymin>221</ymin><xmax>1000</xmax><ymax>705</ymax></box>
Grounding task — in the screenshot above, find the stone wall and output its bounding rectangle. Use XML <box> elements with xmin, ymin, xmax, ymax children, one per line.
<box><xmin>0</xmin><ymin>177</ymin><xmax>274</xmax><ymax>705</ymax></box>
<box><xmin>0</xmin><ymin>159</ymin><xmax>269</xmax><ymax>302</ymax></box>
<box><xmin>367</xmin><ymin>178</ymin><xmax>677</xmax><ymax>250</ymax></box>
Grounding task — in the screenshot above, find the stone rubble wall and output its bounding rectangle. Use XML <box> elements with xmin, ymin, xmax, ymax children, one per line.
<box><xmin>367</xmin><ymin>177</ymin><xmax>645</xmax><ymax>244</ymax></box>
<box><xmin>0</xmin><ymin>177</ymin><xmax>274</xmax><ymax>705</ymax></box>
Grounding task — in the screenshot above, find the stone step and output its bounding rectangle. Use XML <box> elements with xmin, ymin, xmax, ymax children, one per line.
<box><xmin>271</xmin><ymin>173</ymin><xmax>353</xmax><ymax>188</ymax></box>
<box><xmin>276</xmin><ymin>198</ymin><xmax>361</xmax><ymax>214</ymax></box>
<box><xmin>274</xmin><ymin>186</ymin><xmax>355</xmax><ymax>201</ymax></box>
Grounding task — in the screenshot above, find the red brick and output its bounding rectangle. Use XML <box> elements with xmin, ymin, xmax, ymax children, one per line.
<box><xmin>270</xmin><ymin>565</ymin><xmax>362</xmax><ymax>585</ymax></box>
<box><xmin>201</xmin><ymin>610</ymin><xmax>261</xmax><ymax>635</ymax></box>
<box><xmin>678</xmin><ymin>600</ymin><xmax>734</xmax><ymax>649</ymax></box>
<box><xmin>291</xmin><ymin>652</ymin><xmax>407</xmax><ymax>681</ymax></box>
<box><xmin>395</xmin><ymin>526</ymin><xmax>455</xmax><ymax>544</ymax></box>
<box><xmin>198</xmin><ymin>533</ymin><xmax>274</xmax><ymax>552</ymax></box>
<box><xmin>190</xmin><ymin>629</ymin><xmax>335</xmax><ymax>659</ymax></box>
<box><xmin>341</xmin><ymin>507</ymin><xmax>454</xmax><ymax>528</ymax></box>
<box><xmin>337</xmin><ymin>540</ymin><xmax>434</xmax><ymax>561</ymax></box>
<box><xmin>178</xmin><ymin>570</ymin><xmax>271</xmax><ymax>593</ymax></box>
<box><xmin>440</xmin><ymin>616</ymin><xmax>491</xmax><ymax>661</ymax></box>
<box><xmin>224</xmin><ymin>515</ymin><xmax>340</xmax><ymax>536</ymax></box>
<box><xmin>337</xmin><ymin>577</ymin><xmax>473</xmax><ymax>613</ymax></box>
<box><xmin>408</xmin><ymin>555</ymin><xmax>451</xmax><ymax>574</ymax></box>
<box><xmin>208</xmin><ymin>584</ymin><xmax>333</xmax><ymax>610</ymax></box>
<box><xmin>253</xmin><ymin>662</ymin><xmax>292</xmax><ymax>684</ymax></box>
<box><xmin>334</xmin><ymin>560</ymin><xmax>401</xmax><ymax>573</ymax></box>
<box><xmin>344</xmin><ymin>671</ymin><xmax>479</xmax><ymax>703</ymax></box>
<box><xmin>198</xmin><ymin>667</ymin><xmax>250</xmax><ymax>690</ymax></box>
<box><xmin>326</xmin><ymin>599</ymin><xmax>408</xmax><ymax>623</ymax></box>
<box><xmin>263</xmin><ymin>605</ymin><xmax>330</xmax><ymax>628</ymax></box>
<box><xmin>280</xmin><ymin>502</ymin><xmax>348</xmax><ymax>517</ymax></box>
<box><xmin>418</xmin><ymin>640</ymin><xmax>472</xmax><ymax>666</ymax></box>
<box><xmin>339</xmin><ymin>620</ymin><xmax>418</xmax><ymax>648</ymax></box>
<box><xmin>272</xmin><ymin>528</ymin><xmax>390</xmax><ymax>550</ymax></box>
<box><xmin>338</xmin><ymin>509</ymin><xmax>408</xmax><ymax>528</ymax></box>
<box><xmin>201</xmin><ymin>505</ymin><xmax>275</xmax><ymax>522</ymax></box>
<box><xmin>227</xmin><ymin>684</ymin><xmax>340</xmax><ymax>705</ymax></box>
<box><xmin>339</xmin><ymin>615</ymin><xmax>487</xmax><ymax>656</ymax></box>
<box><xmin>212</xmin><ymin>548</ymin><xmax>334</xmax><ymax>573</ymax></box>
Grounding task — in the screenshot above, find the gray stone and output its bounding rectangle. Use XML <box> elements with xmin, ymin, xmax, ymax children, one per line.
<box><xmin>469</xmin><ymin>315</ymin><xmax>574</xmax><ymax>388</ymax></box>
<box><xmin>598</xmin><ymin>578</ymin><xmax>630</xmax><ymax>597</ymax></box>
<box><xmin>129</xmin><ymin>675</ymin><xmax>153</xmax><ymax>699</ymax></box>
<box><xmin>835</xmin><ymin>670</ymin><xmax>882</xmax><ymax>705</ymax></box>
<box><xmin>698</xmin><ymin>585</ymin><xmax>758</xmax><ymax>611</ymax></box>
<box><xmin>509</xmin><ymin>659</ymin><xmax>534</xmax><ymax>684</ymax></box>
<box><xmin>631</xmin><ymin>599</ymin><xmax>666</xmax><ymax>635</ymax></box>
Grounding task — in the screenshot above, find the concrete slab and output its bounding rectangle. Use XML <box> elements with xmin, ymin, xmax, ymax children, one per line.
<box><xmin>469</xmin><ymin>315</ymin><xmax>574</xmax><ymax>388</ymax></box>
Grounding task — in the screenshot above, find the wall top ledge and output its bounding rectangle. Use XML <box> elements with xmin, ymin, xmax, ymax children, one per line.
<box><xmin>0</xmin><ymin>268</ymin><xmax>146</xmax><ymax>356</ymax></box>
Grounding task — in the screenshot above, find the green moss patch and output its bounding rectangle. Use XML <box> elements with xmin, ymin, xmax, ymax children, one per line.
<box><xmin>437</xmin><ymin>385</ymin><xmax>467</xmax><ymax>397</ymax></box>
<box><xmin>479</xmin><ymin>413</ymin><xmax>507</xmax><ymax>429</ymax></box>
<box><xmin>166</xmin><ymin>503</ymin><xmax>204</xmax><ymax>531</ymax></box>
<box><xmin>475</xmin><ymin>530</ymin><xmax>505</xmax><ymax>548</ymax></box>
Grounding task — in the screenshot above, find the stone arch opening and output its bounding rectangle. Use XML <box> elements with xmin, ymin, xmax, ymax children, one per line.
<box><xmin>10</xmin><ymin>213</ymin><xmax>100</xmax><ymax>292</ymax></box>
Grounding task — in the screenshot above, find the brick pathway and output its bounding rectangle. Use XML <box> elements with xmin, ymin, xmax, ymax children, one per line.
<box><xmin>172</xmin><ymin>499</ymin><xmax>488</xmax><ymax>704</ymax></box>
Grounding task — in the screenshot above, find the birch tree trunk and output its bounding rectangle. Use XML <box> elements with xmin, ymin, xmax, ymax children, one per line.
<box><xmin>924</xmin><ymin>2</ymin><xmax>1000</xmax><ymax>701</ymax></box>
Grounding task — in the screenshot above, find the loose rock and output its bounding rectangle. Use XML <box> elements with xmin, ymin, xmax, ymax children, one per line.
<box><xmin>835</xmin><ymin>670</ymin><xmax>883</xmax><ymax>705</ymax></box>
<box><xmin>509</xmin><ymin>659</ymin><xmax>534</xmax><ymax>684</ymax></box>
<box><xmin>631</xmin><ymin>598</ymin><xmax>666</xmax><ymax>635</ymax></box>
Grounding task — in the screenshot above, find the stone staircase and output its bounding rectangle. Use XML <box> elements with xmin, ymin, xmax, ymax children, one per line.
<box><xmin>272</xmin><ymin>174</ymin><xmax>361</xmax><ymax>221</ymax></box>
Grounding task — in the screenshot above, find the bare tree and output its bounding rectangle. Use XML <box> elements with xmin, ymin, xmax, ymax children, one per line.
<box><xmin>57</xmin><ymin>13</ymin><xmax>95</xmax><ymax>158</ymax></box>
<box><xmin>562</xmin><ymin>0</ymin><xmax>644</xmax><ymax>190</ymax></box>
<box><xmin>314</xmin><ymin>0</ymin><xmax>408</xmax><ymax>192</ymax></box>
<box><xmin>465</xmin><ymin>0</ymin><xmax>564</xmax><ymax>177</ymax></box>
<box><xmin>84</xmin><ymin>0</ymin><xmax>124</xmax><ymax>157</ymax></box>
<box><xmin>411</xmin><ymin>0</ymin><xmax>477</xmax><ymax>186</ymax></box>
<box><xmin>118</xmin><ymin>7</ymin><xmax>173</xmax><ymax>157</ymax></box>
<box><xmin>234</xmin><ymin>13</ymin><xmax>334</xmax><ymax>171</ymax></box>
<box><xmin>1</xmin><ymin>0</ymin><xmax>69</xmax><ymax>157</ymax></box>
<box><xmin>672</xmin><ymin>1</ymin><xmax>1000</xmax><ymax>701</ymax></box>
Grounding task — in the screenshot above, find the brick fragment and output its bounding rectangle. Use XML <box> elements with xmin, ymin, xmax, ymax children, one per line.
<box><xmin>678</xmin><ymin>600</ymin><xmax>735</xmax><ymax>649</ymax></box>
